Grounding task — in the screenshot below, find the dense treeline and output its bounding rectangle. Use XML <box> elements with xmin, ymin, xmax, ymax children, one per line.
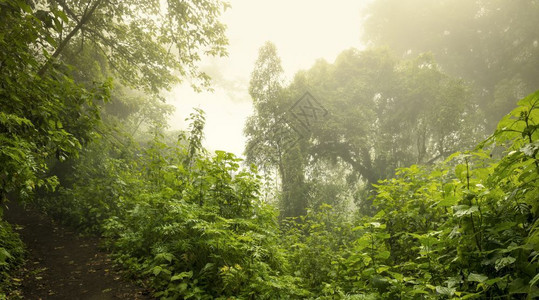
<box><xmin>0</xmin><ymin>0</ymin><xmax>228</xmax><ymax>296</ymax></box>
<box><xmin>7</xmin><ymin>91</ymin><xmax>537</xmax><ymax>298</ymax></box>
<box><xmin>279</xmin><ymin>92</ymin><xmax>539</xmax><ymax>297</ymax></box>
<box><xmin>1</xmin><ymin>0</ymin><xmax>538</xmax><ymax>299</ymax></box>
<box><xmin>245</xmin><ymin>44</ymin><xmax>485</xmax><ymax>216</ymax></box>
<box><xmin>362</xmin><ymin>0</ymin><xmax>539</xmax><ymax>131</ymax></box>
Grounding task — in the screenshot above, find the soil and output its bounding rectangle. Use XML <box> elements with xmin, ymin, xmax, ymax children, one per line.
<box><xmin>3</xmin><ymin>202</ymin><xmax>154</xmax><ymax>300</ymax></box>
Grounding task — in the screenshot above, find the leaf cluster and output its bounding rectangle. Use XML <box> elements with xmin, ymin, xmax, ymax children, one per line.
<box><xmin>279</xmin><ymin>90</ymin><xmax>539</xmax><ymax>299</ymax></box>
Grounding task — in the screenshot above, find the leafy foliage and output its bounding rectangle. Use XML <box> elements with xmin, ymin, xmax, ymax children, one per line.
<box><xmin>17</xmin><ymin>73</ymin><xmax>539</xmax><ymax>300</ymax></box>
<box><xmin>0</xmin><ymin>219</ymin><xmax>24</xmax><ymax>298</ymax></box>
<box><xmin>279</xmin><ymin>90</ymin><xmax>539</xmax><ymax>299</ymax></box>
<box><xmin>0</xmin><ymin>0</ymin><xmax>107</xmax><ymax>202</ymax></box>
<box><xmin>296</xmin><ymin>49</ymin><xmax>483</xmax><ymax>187</ymax></box>
<box><xmin>3</xmin><ymin>0</ymin><xmax>538</xmax><ymax>298</ymax></box>
<box><xmin>362</xmin><ymin>0</ymin><xmax>539</xmax><ymax>129</ymax></box>
<box><xmin>244</xmin><ymin>41</ymin><xmax>310</xmax><ymax>218</ymax></box>
<box><xmin>33</xmin><ymin>0</ymin><xmax>229</xmax><ymax>93</ymax></box>
<box><xmin>41</xmin><ymin>111</ymin><xmax>308</xmax><ymax>298</ymax></box>
<box><xmin>0</xmin><ymin>0</ymin><xmax>229</xmax><ymax>296</ymax></box>
<box><xmin>246</xmin><ymin>44</ymin><xmax>485</xmax><ymax>216</ymax></box>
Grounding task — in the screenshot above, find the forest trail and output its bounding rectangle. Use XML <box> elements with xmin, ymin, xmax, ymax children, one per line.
<box><xmin>3</xmin><ymin>202</ymin><xmax>154</xmax><ymax>300</ymax></box>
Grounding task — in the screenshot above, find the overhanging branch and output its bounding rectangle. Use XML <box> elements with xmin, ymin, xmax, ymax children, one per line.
<box><xmin>37</xmin><ymin>0</ymin><xmax>103</xmax><ymax>76</ymax></box>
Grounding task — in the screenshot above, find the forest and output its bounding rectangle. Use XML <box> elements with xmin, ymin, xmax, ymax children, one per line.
<box><xmin>0</xmin><ymin>0</ymin><xmax>538</xmax><ymax>299</ymax></box>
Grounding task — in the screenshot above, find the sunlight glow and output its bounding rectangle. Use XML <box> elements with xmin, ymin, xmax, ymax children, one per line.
<box><xmin>167</xmin><ymin>0</ymin><xmax>368</xmax><ymax>156</ymax></box>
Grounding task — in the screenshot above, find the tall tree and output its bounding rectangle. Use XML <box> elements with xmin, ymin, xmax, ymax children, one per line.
<box><xmin>37</xmin><ymin>0</ymin><xmax>229</xmax><ymax>93</ymax></box>
<box><xmin>1</xmin><ymin>0</ymin><xmax>104</xmax><ymax>202</ymax></box>
<box><xmin>244</xmin><ymin>42</ymin><xmax>308</xmax><ymax>218</ymax></box>
<box><xmin>0</xmin><ymin>0</ymin><xmax>229</xmax><ymax>202</ymax></box>
<box><xmin>362</xmin><ymin>0</ymin><xmax>539</xmax><ymax>130</ymax></box>
<box><xmin>286</xmin><ymin>48</ymin><xmax>482</xmax><ymax>209</ymax></box>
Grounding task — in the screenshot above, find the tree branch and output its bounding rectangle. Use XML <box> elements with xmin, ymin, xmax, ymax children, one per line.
<box><xmin>37</xmin><ymin>0</ymin><xmax>103</xmax><ymax>76</ymax></box>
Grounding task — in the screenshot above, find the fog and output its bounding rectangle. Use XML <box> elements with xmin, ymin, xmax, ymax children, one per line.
<box><xmin>166</xmin><ymin>0</ymin><xmax>366</xmax><ymax>156</ymax></box>
<box><xmin>3</xmin><ymin>0</ymin><xmax>538</xmax><ymax>298</ymax></box>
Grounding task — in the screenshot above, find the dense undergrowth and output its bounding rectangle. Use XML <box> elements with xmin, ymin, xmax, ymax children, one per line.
<box><xmin>1</xmin><ymin>0</ymin><xmax>538</xmax><ymax>298</ymax></box>
<box><xmin>0</xmin><ymin>219</ymin><xmax>24</xmax><ymax>298</ymax></box>
<box><xmin>35</xmin><ymin>111</ymin><xmax>309</xmax><ymax>299</ymax></box>
<box><xmin>1</xmin><ymin>93</ymin><xmax>537</xmax><ymax>298</ymax></box>
<box><xmin>23</xmin><ymin>92</ymin><xmax>538</xmax><ymax>299</ymax></box>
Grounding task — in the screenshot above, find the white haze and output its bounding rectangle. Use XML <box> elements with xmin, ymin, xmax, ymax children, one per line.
<box><xmin>166</xmin><ymin>0</ymin><xmax>368</xmax><ymax>157</ymax></box>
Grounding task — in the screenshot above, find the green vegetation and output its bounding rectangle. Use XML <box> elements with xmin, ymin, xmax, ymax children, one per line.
<box><xmin>361</xmin><ymin>0</ymin><xmax>539</xmax><ymax>130</ymax></box>
<box><xmin>0</xmin><ymin>0</ymin><xmax>228</xmax><ymax>297</ymax></box>
<box><xmin>278</xmin><ymin>91</ymin><xmax>538</xmax><ymax>299</ymax></box>
<box><xmin>1</xmin><ymin>0</ymin><xmax>538</xmax><ymax>299</ymax></box>
<box><xmin>44</xmin><ymin>110</ymin><xmax>306</xmax><ymax>299</ymax></box>
<box><xmin>28</xmin><ymin>88</ymin><xmax>539</xmax><ymax>299</ymax></box>
<box><xmin>0</xmin><ymin>218</ymin><xmax>24</xmax><ymax>294</ymax></box>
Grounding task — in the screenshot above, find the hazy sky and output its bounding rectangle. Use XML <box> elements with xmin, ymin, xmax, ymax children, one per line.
<box><xmin>166</xmin><ymin>0</ymin><xmax>367</xmax><ymax>156</ymax></box>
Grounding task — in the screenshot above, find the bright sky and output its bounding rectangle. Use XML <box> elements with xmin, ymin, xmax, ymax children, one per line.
<box><xmin>166</xmin><ymin>0</ymin><xmax>368</xmax><ymax>157</ymax></box>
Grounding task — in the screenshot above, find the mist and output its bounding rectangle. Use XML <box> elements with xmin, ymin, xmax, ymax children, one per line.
<box><xmin>2</xmin><ymin>0</ymin><xmax>538</xmax><ymax>298</ymax></box>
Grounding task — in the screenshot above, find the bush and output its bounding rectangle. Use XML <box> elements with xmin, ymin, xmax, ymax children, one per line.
<box><xmin>0</xmin><ymin>216</ymin><xmax>24</xmax><ymax>298</ymax></box>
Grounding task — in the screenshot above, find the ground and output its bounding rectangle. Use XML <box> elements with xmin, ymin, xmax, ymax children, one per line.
<box><xmin>3</xmin><ymin>202</ymin><xmax>154</xmax><ymax>300</ymax></box>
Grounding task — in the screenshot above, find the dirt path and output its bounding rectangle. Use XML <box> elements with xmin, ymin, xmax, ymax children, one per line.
<box><xmin>3</xmin><ymin>202</ymin><xmax>154</xmax><ymax>300</ymax></box>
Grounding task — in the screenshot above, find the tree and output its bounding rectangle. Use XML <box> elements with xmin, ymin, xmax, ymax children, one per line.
<box><xmin>285</xmin><ymin>48</ymin><xmax>482</xmax><ymax>210</ymax></box>
<box><xmin>362</xmin><ymin>0</ymin><xmax>539</xmax><ymax>130</ymax></box>
<box><xmin>36</xmin><ymin>0</ymin><xmax>229</xmax><ymax>93</ymax></box>
<box><xmin>244</xmin><ymin>42</ymin><xmax>309</xmax><ymax>218</ymax></box>
<box><xmin>1</xmin><ymin>0</ymin><xmax>106</xmax><ymax>203</ymax></box>
<box><xmin>0</xmin><ymin>0</ymin><xmax>229</xmax><ymax>202</ymax></box>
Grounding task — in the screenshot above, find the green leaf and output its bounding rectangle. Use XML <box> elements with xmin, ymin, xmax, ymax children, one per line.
<box><xmin>376</xmin><ymin>232</ymin><xmax>391</xmax><ymax>240</ymax></box>
<box><xmin>495</xmin><ymin>256</ymin><xmax>516</xmax><ymax>271</ymax></box>
<box><xmin>152</xmin><ymin>265</ymin><xmax>163</xmax><ymax>276</ymax></box>
<box><xmin>529</xmin><ymin>273</ymin><xmax>539</xmax><ymax>287</ymax></box>
<box><xmin>45</xmin><ymin>35</ymin><xmax>57</xmax><ymax>47</ymax></box>
<box><xmin>53</xmin><ymin>10</ymin><xmax>69</xmax><ymax>23</ymax></box>
<box><xmin>155</xmin><ymin>252</ymin><xmax>174</xmax><ymax>263</ymax></box>
<box><xmin>376</xmin><ymin>251</ymin><xmax>391</xmax><ymax>260</ymax></box>
<box><xmin>446</xmin><ymin>151</ymin><xmax>463</xmax><ymax>162</ymax></box>
<box><xmin>171</xmin><ymin>271</ymin><xmax>193</xmax><ymax>281</ymax></box>
<box><xmin>454</xmin><ymin>205</ymin><xmax>478</xmax><ymax>217</ymax></box>
<box><xmin>0</xmin><ymin>247</ymin><xmax>12</xmax><ymax>264</ymax></box>
<box><xmin>352</xmin><ymin>225</ymin><xmax>364</xmax><ymax>231</ymax></box>
<box><xmin>460</xmin><ymin>293</ymin><xmax>482</xmax><ymax>299</ymax></box>
<box><xmin>490</xmin><ymin>221</ymin><xmax>517</xmax><ymax>233</ymax></box>
<box><xmin>435</xmin><ymin>286</ymin><xmax>456</xmax><ymax>296</ymax></box>
<box><xmin>509</xmin><ymin>278</ymin><xmax>528</xmax><ymax>294</ymax></box>
<box><xmin>484</xmin><ymin>277</ymin><xmax>505</xmax><ymax>286</ymax></box>
<box><xmin>438</xmin><ymin>195</ymin><xmax>458</xmax><ymax>207</ymax></box>
<box><xmin>16</xmin><ymin>0</ymin><xmax>32</xmax><ymax>13</ymax></box>
<box><xmin>410</xmin><ymin>288</ymin><xmax>429</xmax><ymax>295</ymax></box>
<box><xmin>376</xmin><ymin>265</ymin><xmax>390</xmax><ymax>273</ymax></box>
<box><xmin>388</xmin><ymin>271</ymin><xmax>404</xmax><ymax>281</ymax></box>
<box><xmin>468</xmin><ymin>273</ymin><xmax>488</xmax><ymax>283</ymax></box>
<box><xmin>455</xmin><ymin>164</ymin><xmax>468</xmax><ymax>182</ymax></box>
